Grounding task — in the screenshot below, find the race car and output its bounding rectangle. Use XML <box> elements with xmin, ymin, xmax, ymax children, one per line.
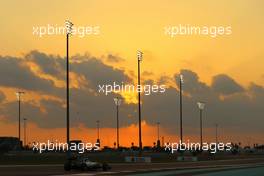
<box><xmin>64</xmin><ymin>157</ymin><xmax>111</xmax><ymax>171</ymax></box>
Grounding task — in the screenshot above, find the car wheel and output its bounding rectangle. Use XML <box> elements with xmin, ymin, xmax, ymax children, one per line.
<box><xmin>64</xmin><ymin>161</ymin><xmax>71</xmax><ymax>171</ymax></box>
<box><xmin>102</xmin><ymin>163</ymin><xmax>109</xmax><ymax>171</ymax></box>
<box><xmin>81</xmin><ymin>164</ymin><xmax>87</xmax><ymax>171</ymax></box>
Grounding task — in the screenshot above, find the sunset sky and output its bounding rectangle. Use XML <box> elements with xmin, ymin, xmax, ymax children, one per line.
<box><xmin>0</xmin><ymin>0</ymin><xmax>263</xmax><ymax>147</ymax></box>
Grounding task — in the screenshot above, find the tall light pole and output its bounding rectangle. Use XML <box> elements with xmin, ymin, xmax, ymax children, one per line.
<box><xmin>157</xmin><ymin>122</ymin><xmax>160</xmax><ymax>141</ymax></box>
<box><xmin>179</xmin><ymin>74</ymin><xmax>184</xmax><ymax>143</ymax></box>
<box><xmin>65</xmin><ymin>20</ymin><xmax>73</xmax><ymax>152</ymax></box>
<box><xmin>114</xmin><ymin>97</ymin><xmax>121</xmax><ymax>149</ymax></box>
<box><xmin>16</xmin><ymin>91</ymin><xmax>25</xmax><ymax>146</ymax></box>
<box><xmin>157</xmin><ymin>122</ymin><xmax>160</xmax><ymax>148</ymax></box>
<box><xmin>137</xmin><ymin>50</ymin><xmax>143</xmax><ymax>150</ymax></box>
<box><xmin>23</xmin><ymin>118</ymin><xmax>27</xmax><ymax>147</ymax></box>
<box><xmin>197</xmin><ymin>102</ymin><xmax>205</xmax><ymax>146</ymax></box>
<box><xmin>96</xmin><ymin>120</ymin><xmax>100</xmax><ymax>147</ymax></box>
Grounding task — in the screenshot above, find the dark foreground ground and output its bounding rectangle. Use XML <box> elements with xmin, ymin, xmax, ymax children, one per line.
<box><xmin>1</xmin><ymin>151</ymin><xmax>263</xmax><ymax>164</ymax></box>
<box><xmin>0</xmin><ymin>156</ymin><xmax>264</xmax><ymax>176</ymax></box>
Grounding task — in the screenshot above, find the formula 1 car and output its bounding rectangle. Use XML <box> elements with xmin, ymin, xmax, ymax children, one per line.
<box><xmin>64</xmin><ymin>157</ymin><xmax>111</xmax><ymax>171</ymax></box>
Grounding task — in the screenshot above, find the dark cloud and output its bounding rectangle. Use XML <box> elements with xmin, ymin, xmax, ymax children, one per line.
<box><xmin>174</xmin><ymin>69</ymin><xmax>213</xmax><ymax>100</ymax></box>
<box><xmin>157</xmin><ymin>75</ymin><xmax>172</xmax><ymax>85</ymax></box>
<box><xmin>211</xmin><ymin>74</ymin><xmax>244</xmax><ymax>95</ymax></box>
<box><xmin>143</xmin><ymin>79</ymin><xmax>154</xmax><ymax>85</ymax></box>
<box><xmin>0</xmin><ymin>51</ymin><xmax>133</xmax><ymax>128</ymax></box>
<box><xmin>0</xmin><ymin>51</ymin><xmax>263</xmax><ymax>140</ymax></box>
<box><xmin>249</xmin><ymin>83</ymin><xmax>264</xmax><ymax>96</ymax></box>
<box><xmin>0</xmin><ymin>99</ymin><xmax>65</xmax><ymax>128</ymax></box>
<box><xmin>141</xmin><ymin>70</ymin><xmax>264</xmax><ymax>136</ymax></box>
<box><xmin>25</xmin><ymin>51</ymin><xmax>132</xmax><ymax>90</ymax></box>
<box><xmin>25</xmin><ymin>50</ymin><xmax>65</xmax><ymax>79</ymax></box>
<box><xmin>106</xmin><ymin>54</ymin><xmax>125</xmax><ymax>63</ymax></box>
<box><xmin>71</xmin><ymin>57</ymin><xmax>132</xmax><ymax>89</ymax></box>
<box><xmin>0</xmin><ymin>55</ymin><xmax>62</xmax><ymax>95</ymax></box>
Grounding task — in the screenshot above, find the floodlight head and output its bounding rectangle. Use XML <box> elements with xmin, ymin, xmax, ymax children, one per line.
<box><xmin>15</xmin><ymin>91</ymin><xmax>25</xmax><ymax>100</ymax></box>
<box><xmin>137</xmin><ymin>50</ymin><xmax>143</xmax><ymax>61</ymax></box>
<box><xmin>114</xmin><ymin>97</ymin><xmax>122</xmax><ymax>106</ymax></box>
<box><xmin>65</xmin><ymin>20</ymin><xmax>74</xmax><ymax>34</ymax></box>
<box><xmin>197</xmin><ymin>102</ymin><xmax>205</xmax><ymax>110</ymax></box>
<box><xmin>180</xmin><ymin>74</ymin><xmax>184</xmax><ymax>83</ymax></box>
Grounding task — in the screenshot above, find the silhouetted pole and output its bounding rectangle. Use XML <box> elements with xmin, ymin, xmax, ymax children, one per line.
<box><xmin>96</xmin><ymin>120</ymin><xmax>100</xmax><ymax>147</ymax></box>
<box><xmin>96</xmin><ymin>120</ymin><xmax>100</xmax><ymax>139</ymax></box>
<box><xmin>117</xmin><ymin>105</ymin><xmax>119</xmax><ymax>148</ymax></box>
<box><xmin>65</xmin><ymin>20</ymin><xmax>73</xmax><ymax>157</ymax></box>
<box><xmin>97</xmin><ymin>120</ymin><xmax>100</xmax><ymax>138</ymax></box>
<box><xmin>66</xmin><ymin>24</ymin><xmax>70</xmax><ymax>145</ymax></box>
<box><xmin>157</xmin><ymin>122</ymin><xmax>160</xmax><ymax>141</ymax></box>
<box><xmin>179</xmin><ymin>74</ymin><xmax>184</xmax><ymax>143</ymax></box>
<box><xmin>197</xmin><ymin>102</ymin><xmax>205</xmax><ymax>146</ymax></box>
<box><xmin>16</xmin><ymin>91</ymin><xmax>25</xmax><ymax>146</ymax></box>
<box><xmin>157</xmin><ymin>122</ymin><xmax>161</xmax><ymax>148</ymax></box>
<box><xmin>23</xmin><ymin>118</ymin><xmax>27</xmax><ymax>147</ymax></box>
<box><xmin>114</xmin><ymin>97</ymin><xmax>121</xmax><ymax>149</ymax></box>
<box><xmin>200</xmin><ymin>109</ymin><xmax>203</xmax><ymax>145</ymax></box>
<box><xmin>137</xmin><ymin>51</ymin><xmax>143</xmax><ymax>150</ymax></box>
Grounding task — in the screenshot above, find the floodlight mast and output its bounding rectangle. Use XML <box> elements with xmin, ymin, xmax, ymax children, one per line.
<box><xmin>96</xmin><ymin>120</ymin><xmax>100</xmax><ymax>140</ymax></box>
<box><xmin>157</xmin><ymin>122</ymin><xmax>161</xmax><ymax>148</ymax></box>
<box><xmin>23</xmin><ymin>118</ymin><xmax>27</xmax><ymax>147</ymax></box>
<box><xmin>16</xmin><ymin>91</ymin><xmax>25</xmax><ymax>147</ymax></box>
<box><xmin>137</xmin><ymin>50</ymin><xmax>143</xmax><ymax>151</ymax></box>
<box><xmin>157</xmin><ymin>122</ymin><xmax>160</xmax><ymax>141</ymax></box>
<box><xmin>179</xmin><ymin>74</ymin><xmax>184</xmax><ymax>143</ymax></box>
<box><xmin>114</xmin><ymin>97</ymin><xmax>121</xmax><ymax>149</ymax></box>
<box><xmin>197</xmin><ymin>102</ymin><xmax>205</xmax><ymax>146</ymax></box>
<box><xmin>65</xmin><ymin>20</ymin><xmax>73</xmax><ymax>157</ymax></box>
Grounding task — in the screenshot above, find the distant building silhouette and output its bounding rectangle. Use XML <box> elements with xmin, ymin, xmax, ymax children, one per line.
<box><xmin>0</xmin><ymin>137</ymin><xmax>21</xmax><ymax>152</ymax></box>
